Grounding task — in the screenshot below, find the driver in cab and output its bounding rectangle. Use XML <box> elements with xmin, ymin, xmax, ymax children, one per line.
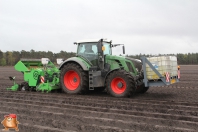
<box><xmin>84</xmin><ymin>45</ymin><xmax>94</xmax><ymax>53</ymax></box>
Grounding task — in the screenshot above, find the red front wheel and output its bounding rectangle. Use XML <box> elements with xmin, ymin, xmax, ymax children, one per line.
<box><xmin>111</xmin><ymin>77</ymin><xmax>126</xmax><ymax>94</ymax></box>
<box><xmin>106</xmin><ymin>70</ymin><xmax>136</xmax><ymax>97</ymax></box>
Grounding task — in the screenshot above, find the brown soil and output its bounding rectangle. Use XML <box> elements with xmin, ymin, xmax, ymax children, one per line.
<box><xmin>0</xmin><ymin>65</ymin><xmax>198</xmax><ymax>132</ymax></box>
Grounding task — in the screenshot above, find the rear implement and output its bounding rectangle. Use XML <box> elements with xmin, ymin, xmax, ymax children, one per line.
<box><xmin>7</xmin><ymin>58</ymin><xmax>61</xmax><ymax>92</ymax></box>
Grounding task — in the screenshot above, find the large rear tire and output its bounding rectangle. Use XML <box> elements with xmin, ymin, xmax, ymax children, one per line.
<box><xmin>106</xmin><ymin>70</ymin><xmax>136</xmax><ymax>97</ymax></box>
<box><xmin>60</xmin><ymin>63</ymin><xmax>88</xmax><ymax>94</ymax></box>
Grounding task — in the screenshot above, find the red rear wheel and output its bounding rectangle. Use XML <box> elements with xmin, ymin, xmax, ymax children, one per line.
<box><xmin>64</xmin><ymin>70</ymin><xmax>80</xmax><ymax>90</ymax></box>
<box><xmin>111</xmin><ymin>77</ymin><xmax>126</xmax><ymax>94</ymax></box>
<box><xmin>60</xmin><ymin>63</ymin><xmax>88</xmax><ymax>94</ymax></box>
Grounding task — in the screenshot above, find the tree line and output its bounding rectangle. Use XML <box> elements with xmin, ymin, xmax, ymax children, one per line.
<box><xmin>0</xmin><ymin>50</ymin><xmax>75</xmax><ymax>66</ymax></box>
<box><xmin>127</xmin><ymin>53</ymin><xmax>198</xmax><ymax>65</ymax></box>
<box><xmin>0</xmin><ymin>50</ymin><xmax>197</xmax><ymax>66</ymax></box>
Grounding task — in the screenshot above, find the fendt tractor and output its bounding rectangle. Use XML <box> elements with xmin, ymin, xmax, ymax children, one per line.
<box><xmin>7</xmin><ymin>39</ymin><xmax>180</xmax><ymax>97</ymax></box>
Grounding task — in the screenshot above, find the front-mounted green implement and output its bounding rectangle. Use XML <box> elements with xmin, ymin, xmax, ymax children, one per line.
<box><xmin>7</xmin><ymin>58</ymin><xmax>61</xmax><ymax>93</ymax></box>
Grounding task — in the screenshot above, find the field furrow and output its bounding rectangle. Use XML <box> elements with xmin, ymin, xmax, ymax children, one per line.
<box><xmin>0</xmin><ymin>65</ymin><xmax>198</xmax><ymax>131</ymax></box>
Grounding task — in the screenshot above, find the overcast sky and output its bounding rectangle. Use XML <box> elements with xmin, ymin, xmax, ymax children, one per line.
<box><xmin>0</xmin><ymin>0</ymin><xmax>198</xmax><ymax>55</ymax></box>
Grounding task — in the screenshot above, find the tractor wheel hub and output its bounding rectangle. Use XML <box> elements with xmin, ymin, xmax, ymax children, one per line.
<box><xmin>117</xmin><ymin>82</ymin><xmax>123</xmax><ymax>88</ymax></box>
<box><xmin>73</xmin><ymin>77</ymin><xmax>77</xmax><ymax>82</ymax></box>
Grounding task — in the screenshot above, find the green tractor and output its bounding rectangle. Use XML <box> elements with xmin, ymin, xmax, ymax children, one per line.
<box><xmin>7</xmin><ymin>38</ymin><xmax>180</xmax><ymax>97</ymax></box>
<box><xmin>59</xmin><ymin>39</ymin><xmax>146</xmax><ymax>97</ymax></box>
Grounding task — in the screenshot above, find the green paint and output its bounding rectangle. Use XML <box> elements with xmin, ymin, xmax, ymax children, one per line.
<box><xmin>76</xmin><ymin>57</ymin><xmax>92</xmax><ymax>69</ymax></box>
<box><xmin>36</xmin><ymin>77</ymin><xmax>60</xmax><ymax>93</ymax></box>
<box><xmin>7</xmin><ymin>77</ymin><xmax>19</xmax><ymax>91</ymax></box>
<box><xmin>7</xmin><ymin>59</ymin><xmax>60</xmax><ymax>92</ymax></box>
<box><xmin>105</xmin><ymin>55</ymin><xmax>138</xmax><ymax>76</ymax></box>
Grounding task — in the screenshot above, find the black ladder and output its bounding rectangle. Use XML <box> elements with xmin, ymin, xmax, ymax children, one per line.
<box><xmin>89</xmin><ymin>71</ymin><xmax>94</xmax><ymax>90</ymax></box>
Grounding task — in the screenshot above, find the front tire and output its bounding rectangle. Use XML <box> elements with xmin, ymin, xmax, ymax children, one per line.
<box><xmin>60</xmin><ymin>63</ymin><xmax>88</xmax><ymax>94</ymax></box>
<box><xmin>106</xmin><ymin>70</ymin><xmax>136</xmax><ymax>97</ymax></box>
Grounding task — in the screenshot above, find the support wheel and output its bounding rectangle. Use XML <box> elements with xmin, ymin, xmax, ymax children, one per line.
<box><xmin>60</xmin><ymin>63</ymin><xmax>88</xmax><ymax>94</ymax></box>
<box><xmin>19</xmin><ymin>82</ymin><xmax>29</xmax><ymax>91</ymax></box>
<box><xmin>106</xmin><ymin>70</ymin><xmax>136</xmax><ymax>97</ymax></box>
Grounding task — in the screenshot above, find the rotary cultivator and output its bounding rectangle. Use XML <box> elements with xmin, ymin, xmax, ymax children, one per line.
<box><xmin>7</xmin><ymin>39</ymin><xmax>180</xmax><ymax>97</ymax></box>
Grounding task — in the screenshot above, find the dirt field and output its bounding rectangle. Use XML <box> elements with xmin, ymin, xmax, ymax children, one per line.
<box><xmin>0</xmin><ymin>65</ymin><xmax>198</xmax><ymax>132</ymax></box>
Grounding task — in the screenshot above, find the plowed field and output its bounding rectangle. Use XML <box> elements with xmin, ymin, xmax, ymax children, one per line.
<box><xmin>0</xmin><ymin>65</ymin><xmax>198</xmax><ymax>132</ymax></box>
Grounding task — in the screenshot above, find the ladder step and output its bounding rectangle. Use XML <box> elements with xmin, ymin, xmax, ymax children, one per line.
<box><xmin>89</xmin><ymin>71</ymin><xmax>94</xmax><ymax>90</ymax></box>
<box><xmin>89</xmin><ymin>87</ymin><xmax>94</xmax><ymax>90</ymax></box>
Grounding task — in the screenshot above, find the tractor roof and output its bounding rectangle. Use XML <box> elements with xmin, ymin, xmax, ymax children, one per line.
<box><xmin>76</xmin><ymin>39</ymin><xmax>112</xmax><ymax>44</ymax></box>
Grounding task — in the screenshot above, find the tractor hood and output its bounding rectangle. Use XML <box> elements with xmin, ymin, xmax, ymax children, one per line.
<box><xmin>125</xmin><ymin>57</ymin><xmax>142</xmax><ymax>72</ymax></box>
<box><xmin>105</xmin><ymin>55</ymin><xmax>142</xmax><ymax>73</ymax></box>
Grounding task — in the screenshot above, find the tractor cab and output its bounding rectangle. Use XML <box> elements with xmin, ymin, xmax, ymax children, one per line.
<box><xmin>75</xmin><ymin>39</ymin><xmax>112</xmax><ymax>67</ymax></box>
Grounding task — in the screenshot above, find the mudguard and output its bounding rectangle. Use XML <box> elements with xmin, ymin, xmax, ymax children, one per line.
<box><xmin>59</xmin><ymin>57</ymin><xmax>90</xmax><ymax>71</ymax></box>
<box><xmin>104</xmin><ymin>68</ymin><xmax>120</xmax><ymax>82</ymax></box>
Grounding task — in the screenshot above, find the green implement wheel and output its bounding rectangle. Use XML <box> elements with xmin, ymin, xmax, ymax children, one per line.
<box><xmin>19</xmin><ymin>82</ymin><xmax>29</xmax><ymax>91</ymax></box>
<box><xmin>106</xmin><ymin>70</ymin><xmax>136</xmax><ymax>97</ymax></box>
<box><xmin>60</xmin><ymin>63</ymin><xmax>88</xmax><ymax>94</ymax></box>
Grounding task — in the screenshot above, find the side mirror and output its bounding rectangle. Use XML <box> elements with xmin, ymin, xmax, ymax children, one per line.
<box><xmin>122</xmin><ymin>45</ymin><xmax>125</xmax><ymax>54</ymax></box>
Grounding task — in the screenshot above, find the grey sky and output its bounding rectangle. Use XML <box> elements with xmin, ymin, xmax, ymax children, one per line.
<box><xmin>0</xmin><ymin>0</ymin><xmax>198</xmax><ymax>55</ymax></box>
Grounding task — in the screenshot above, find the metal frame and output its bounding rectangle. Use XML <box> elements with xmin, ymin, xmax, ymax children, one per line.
<box><xmin>141</xmin><ymin>57</ymin><xmax>179</xmax><ymax>87</ymax></box>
